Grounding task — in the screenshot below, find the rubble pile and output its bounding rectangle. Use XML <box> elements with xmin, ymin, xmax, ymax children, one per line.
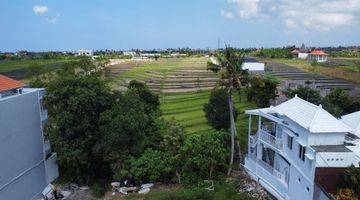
<box><xmin>233</xmin><ymin>170</ymin><xmax>275</xmax><ymax>200</ymax></box>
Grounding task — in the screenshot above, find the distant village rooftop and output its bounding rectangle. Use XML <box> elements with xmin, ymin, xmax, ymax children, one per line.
<box><xmin>309</xmin><ymin>50</ymin><xmax>328</xmax><ymax>56</ymax></box>
<box><xmin>0</xmin><ymin>75</ymin><xmax>24</xmax><ymax>93</ymax></box>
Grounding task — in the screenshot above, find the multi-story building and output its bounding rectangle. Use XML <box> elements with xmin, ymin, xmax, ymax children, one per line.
<box><xmin>244</xmin><ymin>95</ymin><xmax>360</xmax><ymax>200</ymax></box>
<box><xmin>0</xmin><ymin>75</ymin><xmax>59</xmax><ymax>200</ymax></box>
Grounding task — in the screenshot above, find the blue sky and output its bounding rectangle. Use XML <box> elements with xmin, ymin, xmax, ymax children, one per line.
<box><xmin>1</xmin><ymin>0</ymin><xmax>359</xmax><ymax>51</ymax></box>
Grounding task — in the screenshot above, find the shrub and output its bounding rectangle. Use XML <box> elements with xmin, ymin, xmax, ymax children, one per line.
<box><xmin>246</xmin><ymin>75</ymin><xmax>279</xmax><ymax>107</ymax></box>
<box><xmin>179</xmin><ymin>131</ymin><xmax>229</xmax><ymax>184</ymax></box>
<box><xmin>130</xmin><ymin>149</ymin><xmax>175</xmax><ymax>184</ymax></box>
<box><xmin>284</xmin><ymin>86</ymin><xmax>322</xmax><ymax>105</ymax></box>
<box><xmin>204</xmin><ymin>88</ymin><xmax>237</xmax><ymax>130</ymax></box>
<box><xmin>90</xmin><ymin>183</ymin><xmax>106</xmax><ymax>198</ymax></box>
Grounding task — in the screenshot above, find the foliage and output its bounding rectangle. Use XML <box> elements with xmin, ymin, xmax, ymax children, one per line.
<box><xmin>284</xmin><ymin>86</ymin><xmax>322</xmax><ymax>105</ymax></box>
<box><xmin>204</xmin><ymin>88</ymin><xmax>238</xmax><ymax>130</ymax></box>
<box><xmin>254</xmin><ymin>48</ymin><xmax>292</xmax><ymax>58</ymax></box>
<box><xmin>90</xmin><ymin>183</ymin><xmax>107</xmax><ymax>198</ymax></box>
<box><xmin>334</xmin><ymin>189</ymin><xmax>359</xmax><ymax>200</ymax></box>
<box><xmin>179</xmin><ymin>131</ymin><xmax>229</xmax><ymax>184</ymax></box>
<box><xmin>45</xmin><ymin>61</ymin><xmax>112</xmax><ymax>182</ymax></box>
<box><xmin>246</xmin><ymin>75</ymin><xmax>279</xmax><ymax>107</ymax></box>
<box><xmin>339</xmin><ymin>164</ymin><xmax>360</xmax><ymax>199</ymax></box>
<box><xmin>124</xmin><ymin>183</ymin><xmax>254</xmax><ymax>200</ymax></box>
<box><xmin>330</xmin><ymin>51</ymin><xmax>360</xmax><ymax>58</ymax></box>
<box><xmin>27</xmin><ymin>64</ymin><xmax>51</xmax><ymax>88</ymax></box>
<box><xmin>128</xmin><ymin>80</ymin><xmax>160</xmax><ymax>116</ymax></box>
<box><xmin>158</xmin><ymin>119</ymin><xmax>186</xmax><ymax>156</ymax></box>
<box><xmin>207</xmin><ymin>47</ymin><xmax>249</xmax><ymax>175</ymax></box>
<box><xmin>129</xmin><ymin>149</ymin><xmax>175</xmax><ymax>184</ymax></box>
<box><xmin>323</xmin><ymin>88</ymin><xmax>354</xmax><ymax>117</ymax></box>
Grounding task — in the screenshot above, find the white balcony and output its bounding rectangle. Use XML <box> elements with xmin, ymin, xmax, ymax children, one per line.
<box><xmin>249</xmin><ymin>133</ymin><xmax>258</xmax><ymax>147</ymax></box>
<box><xmin>259</xmin><ymin>129</ymin><xmax>284</xmax><ymax>151</ymax></box>
<box><xmin>245</xmin><ymin>156</ymin><xmax>289</xmax><ymax>199</ymax></box>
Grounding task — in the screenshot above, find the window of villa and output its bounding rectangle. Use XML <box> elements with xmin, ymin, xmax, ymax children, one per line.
<box><xmin>287</xmin><ymin>135</ymin><xmax>293</xmax><ymax>150</ymax></box>
<box><xmin>298</xmin><ymin>145</ymin><xmax>306</xmax><ymax>161</ymax></box>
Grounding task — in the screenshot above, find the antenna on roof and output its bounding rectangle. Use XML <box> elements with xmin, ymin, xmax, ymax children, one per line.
<box><xmin>295</xmin><ymin>94</ymin><xmax>298</xmax><ymax>98</ymax></box>
<box><xmin>319</xmin><ymin>104</ymin><xmax>322</xmax><ymax>108</ymax></box>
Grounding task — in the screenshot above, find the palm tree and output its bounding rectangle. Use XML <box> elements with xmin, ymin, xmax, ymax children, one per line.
<box><xmin>207</xmin><ymin>47</ymin><xmax>248</xmax><ymax>175</ymax></box>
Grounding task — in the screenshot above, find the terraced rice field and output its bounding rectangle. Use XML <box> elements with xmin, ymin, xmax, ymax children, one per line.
<box><xmin>264</xmin><ymin>59</ymin><xmax>357</xmax><ymax>95</ymax></box>
<box><xmin>111</xmin><ymin>57</ymin><xmax>218</xmax><ymax>93</ymax></box>
<box><xmin>161</xmin><ymin>91</ymin><xmax>256</xmax><ymax>150</ymax></box>
<box><xmin>110</xmin><ymin>57</ymin><xmax>257</xmax><ymax>150</ymax></box>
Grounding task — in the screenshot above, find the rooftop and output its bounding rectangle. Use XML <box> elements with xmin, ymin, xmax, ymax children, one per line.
<box><xmin>0</xmin><ymin>75</ymin><xmax>24</xmax><ymax>93</ymax></box>
<box><xmin>246</xmin><ymin>95</ymin><xmax>352</xmax><ymax>133</ymax></box>
<box><xmin>310</xmin><ymin>50</ymin><xmax>328</xmax><ymax>56</ymax></box>
<box><xmin>311</xmin><ymin>145</ymin><xmax>351</xmax><ymax>153</ymax></box>
<box><xmin>341</xmin><ymin>111</ymin><xmax>360</xmax><ymax>137</ymax></box>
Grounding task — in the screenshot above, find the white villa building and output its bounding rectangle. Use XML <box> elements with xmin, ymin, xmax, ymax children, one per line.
<box><xmin>308</xmin><ymin>50</ymin><xmax>328</xmax><ymax>63</ymax></box>
<box><xmin>244</xmin><ymin>95</ymin><xmax>360</xmax><ymax>200</ymax></box>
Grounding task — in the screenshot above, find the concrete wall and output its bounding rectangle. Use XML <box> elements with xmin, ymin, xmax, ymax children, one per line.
<box><xmin>308</xmin><ymin>132</ymin><xmax>345</xmax><ymax>145</ymax></box>
<box><xmin>0</xmin><ymin>90</ymin><xmax>47</xmax><ymax>200</ymax></box>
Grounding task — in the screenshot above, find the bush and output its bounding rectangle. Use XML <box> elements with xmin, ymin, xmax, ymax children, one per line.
<box><xmin>284</xmin><ymin>86</ymin><xmax>322</xmax><ymax>105</ymax></box>
<box><xmin>246</xmin><ymin>75</ymin><xmax>279</xmax><ymax>107</ymax></box>
<box><xmin>179</xmin><ymin>131</ymin><xmax>229</xmax><ymax>184</ymax></box>
<box><xmin>90</xmin><ymin>183</ymin><xmax>106</xmax><ymax>198</ymax></box>
<box><xmin>204</xmin><ymin>88</ymin><xmax>237</xmax><ymax>130</ymax></box>
<box><xmin>129</xmin><ymin>149</ymin><xmax>175</xmax><ymax>184</ymax></box>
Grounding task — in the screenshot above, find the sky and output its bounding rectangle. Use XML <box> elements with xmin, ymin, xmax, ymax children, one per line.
<box><xmin>0</xmin><ymin>0</ymin><xmax>359</xmax><ymax>51</ymax></box>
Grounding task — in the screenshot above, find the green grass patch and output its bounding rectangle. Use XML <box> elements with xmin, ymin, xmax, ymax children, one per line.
<box><xmin>0</xmin><ymin>59</ymin><xmax>74</xmax><ymax>72</ymax></box>
<box><xmin>123</xmin><ymin>183</ymin><xmax>254</xmax><ymax>200</ymax></box>
<box><xmin>161</xmin><ymin>90</ymin><xmax>256</xmax><ymax>151</ymax></box>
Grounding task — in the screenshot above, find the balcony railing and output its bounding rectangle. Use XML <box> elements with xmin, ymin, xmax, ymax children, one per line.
<box><xmin>259</xmin><ymin>130</ymin><xmax>284</xmax><ymax>151</ymax></box>
<box><xmin>257</xmin><ymin>158</ymin><xmax>288</xmax><ymax>185</ymax></box>
<box><xmin>249</xmin><ymin>133</ymin><xmax>258</xmax><ymax>147</ymax></box>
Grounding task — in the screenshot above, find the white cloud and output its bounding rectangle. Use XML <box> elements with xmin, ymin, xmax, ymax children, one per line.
<box><xmin>220</xmin><ymin>10</ymin><xmax>234</xmax><ymax>19</ymax></box>
<box><xmin>224</xmin><ymin>0</ymin><xmax>360</xmax><ymax>32</ymax></box>
<box><xmin>33</xmin><ymin>5</ymin><xmax>48</xmax><ymax>15</ymax></box>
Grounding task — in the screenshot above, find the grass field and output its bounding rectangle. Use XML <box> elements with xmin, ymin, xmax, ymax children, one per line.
<box><xmin>0</xmin><ymin>58</ymin><xmax>73</xmax><ymax>73</ymax></box>
<box><xmin>161</xmin><ymin>91</ymin><xmax>256</xmax><ymax>151</ymax></box>
<box><xmin>112</xmin><ymin>57</ymin><xmax>257</xmax><ymax>151</ymax></box>
<box><xmin>271</xmin><ymin>58</ymin><xmax>360</xmax><ymax>85</ymax></box>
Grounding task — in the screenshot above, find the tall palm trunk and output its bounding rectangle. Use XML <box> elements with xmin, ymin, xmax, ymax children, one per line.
<box><xmin>227</xmin><ymin>94</ymin><xmax>236</xmax><ymax>175</ymax></box>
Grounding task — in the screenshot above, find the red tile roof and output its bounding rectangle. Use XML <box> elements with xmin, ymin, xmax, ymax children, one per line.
<box><xmin>0</xmin><ymin>75</ymin><xmax>24</xmax><ymax>93</ymax></box>
<box><xmin>310</xmin><ymin>50</ymin><xmax>328</xmax><ymax>56</ymax></box>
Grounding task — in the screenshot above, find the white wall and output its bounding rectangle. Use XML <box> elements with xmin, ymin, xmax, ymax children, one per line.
<box><xmin>308</xmin><ymin>132</ymin><xmax>345</xmax><ymax>145</ymax></box>
<box><xmin>298</xmin><ymin>53</ymin><xmax>309</xmax><ymax>59</ymax></box>
<box><xmin>242</xmin><ymin>62</ymin><xmax>265</xmax><ymax>71</ymax></box>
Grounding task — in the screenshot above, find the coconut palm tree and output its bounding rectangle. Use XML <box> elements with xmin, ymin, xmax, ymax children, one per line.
<box><xmin>207</xmin><ymin>47</ymin><xmax>248</xmax><ymax>175</ymax></box>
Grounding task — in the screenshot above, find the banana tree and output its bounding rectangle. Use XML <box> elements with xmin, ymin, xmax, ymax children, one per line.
<box><xmin>208</xmin><ymin>47</ymin><xmax>248</xmax><ymax>175</ymax></box>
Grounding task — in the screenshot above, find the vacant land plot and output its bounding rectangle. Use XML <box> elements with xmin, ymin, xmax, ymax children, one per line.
<box><xmin>271</xmin><ymin>58</ymin><xmax>360</xmax><ymax>85</ymax></box>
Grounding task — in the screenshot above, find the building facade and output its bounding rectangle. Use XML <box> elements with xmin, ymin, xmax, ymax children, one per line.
<box><xmin>308</xmin><ymin>50</ymin><xmax>328</xmax><ymax>63</ymax></box>
<box><xmin>0</xmin><ymin>75</ymin><xmax>59</xmax><ymax>200</ymax></box>
<box><xmin>244</xmin><ymin>95</ymin><xmax>360</xmax><ymax>200</ymax></box>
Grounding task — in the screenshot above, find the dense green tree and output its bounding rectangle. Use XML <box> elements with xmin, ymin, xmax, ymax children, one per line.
<box><xmin>246</xmin><ymin>75</ymin><xmax>279</xmax><ymax>107</ymax></box>
<box><xmin>323</xmin><ymin>88</ymin><xmax>353</xmax><ymax>117</ymax></box>
<box><xmin>179</xmin><ymin>131</ymin><xmax>229</xmax><ymax>184</ymax></box>
<box><xmin>128</xmin><ymin>80</ymin><xmax>160</xmax><ymax>116</ymax></box>
<box><xmin>207</xmin><ymin>47</ymin><xmax>248</xmax><ymax>174</ymax></box>
<box><xmin>45</xmin><ymin>64</ymin><xmax>112</xmax><ymax>182</ymax></box>
<box><xmin>284</xmin><ymin>86</ymin><xmax>322</xmax><ymax>105</ymax></box>
<box><xmin>204</xmin><ymin>88</ymin><xmax>238</xmax><ymax>130</ymax></box>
